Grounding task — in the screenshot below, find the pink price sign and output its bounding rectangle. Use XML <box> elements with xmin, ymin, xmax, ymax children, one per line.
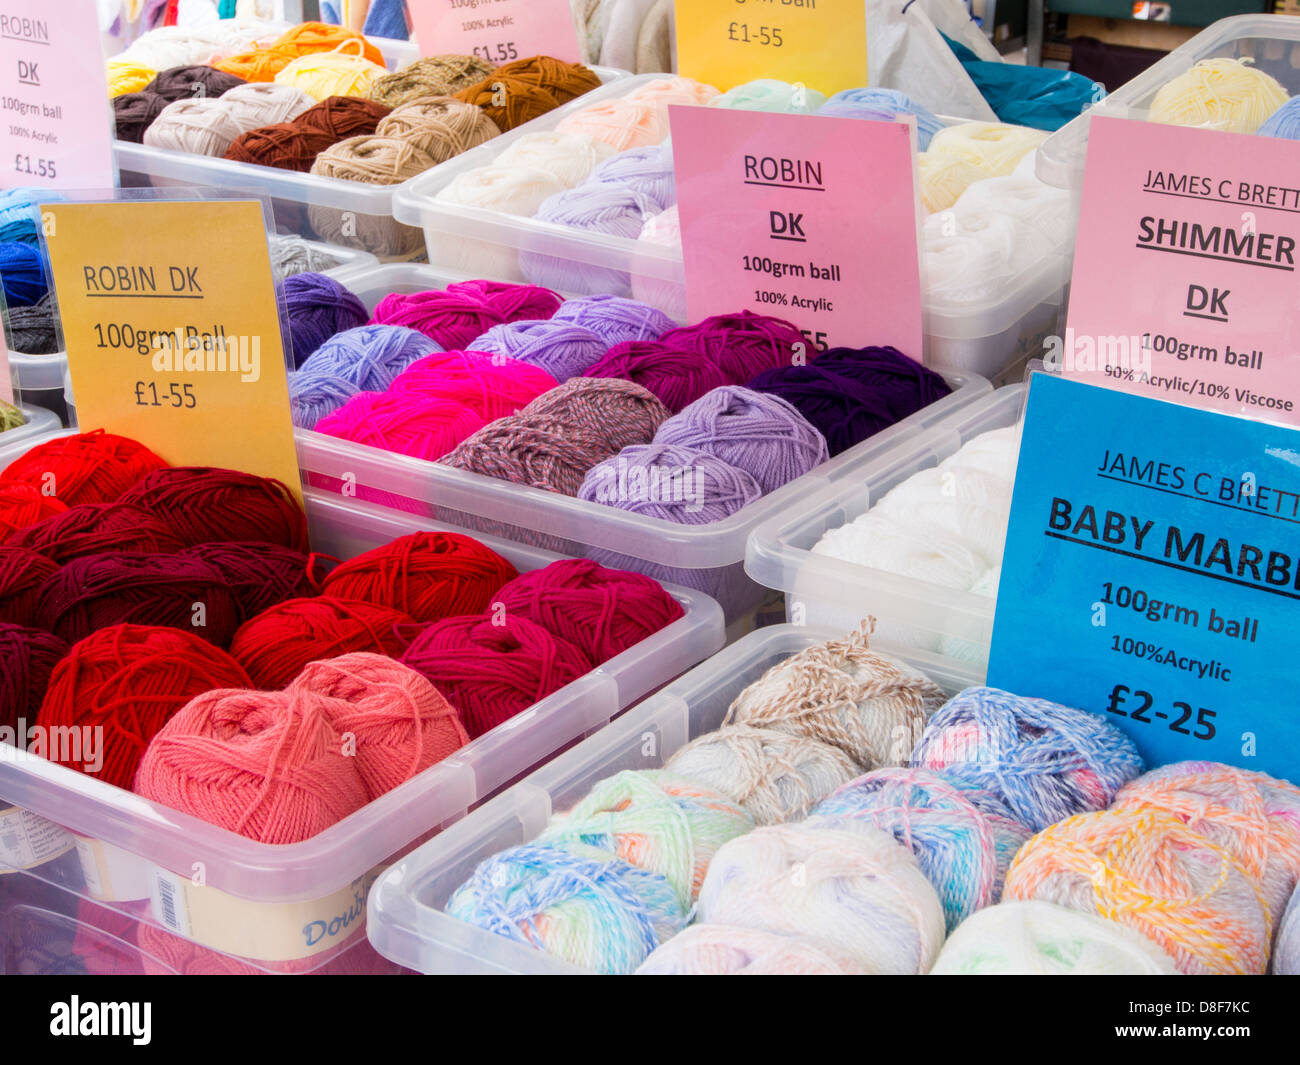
<box><xmin>1064</xmin><ymin>116</ymin><xmax>1300</xmax><ymax>425</ymax></box>
<box><xmin>670</xmin><ymin>105</ymin><xmax>923</xmax><ymax>358</ymax></box>
<box><xmin>407</xmin><ymin>0</ymin><xmax>581</xmax><ymax>65</ymax></box>
<box><xmin>0</xmin><ymin>0</ymin><xmax>114</xmax><ymax>188</ymax></box>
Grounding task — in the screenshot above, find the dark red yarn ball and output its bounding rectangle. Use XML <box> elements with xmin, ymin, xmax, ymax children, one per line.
<box><xmin>319</xmin><ymin>531</ymin><xmax>518</xmax><ymax>623</ymax></box>
<box><xmin>294</xmin><ymin>95</ymin><xmax>391</xmax><ymax>139</ymax></box>
<box><xmin>117</xmin><ymin>467</ymin><xmax>309</xmax><ymax>551</ymax></box>
<box><xmin>34</xmin><ymin>553</ymin><xmax>241</xmax><ymax>647</ymax></box>
<box><xmin>0</xmin><ymin>622</ymin><xmax>68</xmax><ymax>731</ymax></box>
<box><xmin>6</xmin><ymin>502</ymin><xmax>185</xmax><ymax>564</ymax></box>
<box><xmin>179</xmin><ymin>542</ymin><xmax>319</xmax><ymax>622</ymax></box>
<box><xmin>223</xmin><ymin>121</ymin><xmax>336</xmax><ymax>171</ymax></box>
<box><xmin>491</xmin><ymin>559</ymin><xmax>684</xmax><ymax>663</ymax></box>
<box><xmin>2</xmin><ymin>430</ymin><xmax>168</xmax><ymax>506</ymax></box>
<box><xmin>229</xmin><ymin>596</ymin><xmax>415</xmax><ymax>690</ymax></box>
<box><xmin>401</xmin><ymin>614</ymin><xmax>592</xmax><ymax>739</ymax></box>
<box><xmin>0</xmin><ymin>545</ymin><xmax>58</xmax><ymax>626</ymax></box>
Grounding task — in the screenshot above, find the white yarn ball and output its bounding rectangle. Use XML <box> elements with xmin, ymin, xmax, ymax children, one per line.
<box><xmin>636</xmin><ymin>924</ymin><xmax>862</xmax><ymax>974</ymax></box>
<box><xmin>665</xmin><ymin>724</ymin><xmax>860</xmax><ymax>826</ymax></box>
<box><xmin>955</xmin><ymin>174</ymin><xmax>1071</xmax><ymax>245</ymax></box>
<box><xmin>117</xmin><ymin>30</ymin><xmax>211</xmax><ymax>69</ymax></box>
<box><xmin>932</xmin><ymin>900</ymin><xmax>1180</xmax><ymax>975</ymax></box>
<box><xmin>434</xmin><ymin>165</ymin><xmax>566</xmax><ymax>279</ymax></box>
<box><xmin>143</xmin><ymin>98</ymin><xmax>243</xmax><ymax>156</ymax></box>
<box><xmin>1013</xmin><ymin>149</ymin><xmax>1040</xmax><ymax>178</ymax></box>
<box><xmin>221</xmin><ymin>82</ymin><xmax>314</xmax><ymax>132</ymax></box>
<box><xmin>922</xmin><ymin>211</ymin><xmax>1022</xmax><ymax>303</ymax></box>
<box><xmin>1276</xmin><ymin>885</ymin><xmax>1300</xmax><ymax>974</ymax></box>
<box><xmin>940</xmin><ymin>425</ymin><xmax>1020</xmax><ymax>482</ymax></box>
<box><xmin>697</xmin><ymin>823</ymin><xmax>946</xmax><ymax>974</ymax></box>
<box><xmin>814</xmin><ymin>511</ymin><xmax>989</xmax><ymax>591</ymax></box>
<box><xmin>494</xmin><ymin>132</ymin><xmax>616</xmax><ymax>189</ymax></box>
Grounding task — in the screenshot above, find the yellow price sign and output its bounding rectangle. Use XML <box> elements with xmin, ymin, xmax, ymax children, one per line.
<box><xmin>41</xmin><ymin>200</ymin><xmax>302</xmax><ymax>503</ymax></box>
<box><xmin>674</xmin><ymin>0</ymin><xmax>867</xmax><ymax>96</ymax></box>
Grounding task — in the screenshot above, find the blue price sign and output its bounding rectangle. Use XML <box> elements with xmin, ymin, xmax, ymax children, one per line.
<box><xmin>989</xmin><ymin>373</ymin><xmax>1300</xmax><ymax>778</ymax></box>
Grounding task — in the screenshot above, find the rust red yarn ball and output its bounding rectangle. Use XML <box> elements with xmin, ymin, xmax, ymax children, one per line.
<box><xmin>180</xmin><ymin>542</ymin><xmax>318</xmax><ymax>622</ymax></box>
<box><xmin>0</xmin><ymin>479</ymin><xmax>67</xmax><ymax>539</ymax></box>
<box><xmin>401</xmin><ymin>614</ymin><xmax>592</xmax><ymax>739</ymax></box>
<box><xmin>0</xmin><ymin>545</ymin><xmax>58</xmax><ymax>626</ymax></box>
<box><xmin>6</xmin><ymin>502</ymin><xmax>185</xmax><ymax>564</ymax></box>
<box><xmin>491</xmin><ymin>559</ymin><xmax>684</xmax><ymax>663</ymax></box>
<box><xmin>2</xmin><ymin>431</ymin><xmax>168</xmax><ymax>506</ymax></box>
<box><xmin>229</xmin><ymin>596</ymin><xmax>414</xmax><ymax>689</ymax></box>
<box><xmin>0</xmin><ymin>622</ymin><xmax>67</xmax><ymax>731</ymax></box>
<box><xmin>117</xmin><ymin>467</ymin><xmax>309</xmax><ymax>551</ymax></box>
<box><xmin>36</xmin><ymin>624</ymin><xmax>253</xmax><ymax>789</ymax></box>
<box><xmin>319</xmin><ymin>531</ymin><xmax>518</xmax><ymax>623</ymax></box>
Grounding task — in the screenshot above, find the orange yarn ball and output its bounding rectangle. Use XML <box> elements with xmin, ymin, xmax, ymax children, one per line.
<box><xmin>2</xmin><ymin>430</ymin><xmax>167</xmax><ymax>505</ymax></box>
<box><xmin>213</xmin><ymin>49</ymin><xmax>293</xmax><ymax>83</ymax></box>
<box><xmin>0</xmin><ymin>479</ymin><xmax>67</xmax><ymax>539</ymax></box>
<box><xmin>454</xmin><ymin>56</ymin><xmax>601</xmax><ymax>131</ymax></box>
<box><xmin>271</xmin><ymin>22</ymin><xmax>384</xmax><ymax>65</ymax></box>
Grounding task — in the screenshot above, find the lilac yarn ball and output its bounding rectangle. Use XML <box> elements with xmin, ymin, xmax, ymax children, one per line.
<box><xmin>552</xmin><ymin>294</ymin><xmax>676</xmax><ymax>346</ymax></box>
<box><xmin>589</xmin><ymin>143</ymin><xmax>676</xmax><ymax>211</ymax></box>
<box><xmin>469</xmin><ymin>319</ymin><xmax>606</xmax><ymax>381</ymax></box>
<box><xmin>578</xmin><ymin>441</ymin><xmax>762</xmax><ymax>524</ymax></box>
<box><xmin>654</xmin><ymin>386</ymin><xmax>829</xmax><ymax>494</ymax></box>
<box><xmin>818</xmin><ymin>88</ymin><xmax>944</xmax><ymax>150</ymax></box>
<box><xmin>277</xmin><ymin>271</ymin><xmax>369</xmax><ymax>368</ymax></box>
<box><xmin>521</xmin><ymin>183</ymin><xmax>658</xmax><ymax>295</ymax></box>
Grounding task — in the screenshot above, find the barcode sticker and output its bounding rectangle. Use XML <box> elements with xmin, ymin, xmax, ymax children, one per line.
<box><xmin>151</xmin><ymin>869</ymin><xmax>190</xmax><ymax>935</ymax></box>
<box><xmin>0</xmin><ymin>806</ymin><xmax>75</xmax><ymax>873</ymax></box>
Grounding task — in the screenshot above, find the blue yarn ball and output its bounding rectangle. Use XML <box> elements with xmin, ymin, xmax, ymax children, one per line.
<box><xmin>1259</xmin><ymin>96</ymin><xmax>1300</xmax><ymax>140</ymax></box>
<box><xmin>289</xmin><ymin>373</ymin><xmax>361</xmax><ymax>430</ymax></box>
<box><xmin>1276</xmin><ymin>883</ymin><xmax>1299</xmax><ymax>974</ymax></box>
<box><xmin>445</xmin><ymin>842</ymin><xmax>688</xmax><ymax>974</ymax></box>
<box><xmin>0</xmin><ymin>187</ymin><xmax>62</xmax><ymax>245</ymax></box>
<box><xmin>911</xmin><ymin>685</ymin><xmax>1145</xmax><ymax>832</ymax></box>
<box><xmin>0</xmin><ymin>242</ymin><xmax>48</xmax><ymax>307</ymax></box>
<box><xmin>819</xmin><ymin>88</ymin><xmax>944</xmax><ymax>150</ymax></box>
<box><xmin>291</xmin><ymin>324</ymin><xmax>439</xmax><ymax>427</ymax></box>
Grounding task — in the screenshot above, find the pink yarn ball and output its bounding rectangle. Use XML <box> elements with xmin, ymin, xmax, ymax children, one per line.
<box><xmin>315</xmin><ymin>391</ymin><xmax>486</xmax><ymax>461</ymax></box>
<box><xmin>445</xmin><ymin>278</ymin><xmax>563</xmax><ymax>322</ymax></box>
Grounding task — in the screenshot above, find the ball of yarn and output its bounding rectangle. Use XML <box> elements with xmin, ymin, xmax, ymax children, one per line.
<box><xmin>292</xmin><ymin>324</ymin><xmax>439</xmax><ymax>427</ymax></box>
<box><xmin>920</xmin><ymin>150</ymin><xmax>998</xmax><ymax>212</ymax></box>
<box><xmin>1149</xmin><ymin>57</ymin><xmax>1289</xmax><ymax>134</ymax></box>
<box><xmin>309</xmin><ymin>135</ymin><xmax>439</xmax><ymax>254</ymax></box>
<box><xmin>446</xmin><ymin>842</ymin><xmax>688</xmax><ymax>973</ymax></box>
<box><xmin>655</xmin><ymin>386</ymin><xmax>828</xmax><ymax>494</ymax></box>
<box><xmin>440</xmin><ymin>415</ymin><xmax>615</xmax><ymax>496</ymax></box>
<box><xmin>491</xmin><ymin>558</ymin><xmax>682</xmax><ymax>662</ymax></box>
<box><xmin>556</xmin><ymin>97</ymin><xmax>667</xmax><ymax>151</ymax></box>
<box><xmin>230</xmin><ymin>597</ymin><xmax>414</xmax><ymax>690</ymax></box>
<box><xmin>932</xmin><ymin>900</ymin><xmax>1180</xmax><ymax>975</ymax></box>
<box><xmin>401</xmin><ymin>613</ymin><xmax>591</xmax><ymax>738</ymax></box>
<box><xmin>665</xmin><ymin>723</ymin><xmax>858</xmax><ymax>826</ymax></box>
<box><xmin>470</xmin><ymin>319</ymin><xmax>606</xmax><ymax>381</ymax></box>
<box><xmin>315</xmin><ymin>392</ymin><xmax>486</xmax><ymax>462</ymax></box>
<box><xmin>927</xmin><ymin>122</ymin><xmax>1047</xmax><ymax>178</ymax></box>
<box><xmin>320</xmin><ymin>531</ymin><xmax>517</xmax><ymax>623</ymax></box>
<box><xmin>369</xmin><ymin>54</ymin><xmax>495</xmax><ymax>107</ymax></box>
<box><xmin>811</xmin><ymin>767</ymin><xmax>1031</xmax><ymax>931</ymax></box>
<box><xmin>35</xmin><ymin>553</ymin><xmax>241</xmax><ymax>647</ymax></box>
<box><xmin>0</xmin><ymin>623</ymin><xmax>66</xmax><ymax>731</ymax></box>
<box><xmin>278</xmin><ymin>272</ymin><xmax>369</xmax><ymax>367</ymax></box>
<box><xmin>143</xmin><ymin>98</ymin><xmax>244</xmax><ymax>156</ymax></box>
<box><xmin>539</xmin><ymin>769</ymin><xmax>753</xmax><ymax>906</ymax></box>
<box><xmin>289</xmin><ymin>373</ymin><xmax>362</xmax><ymax>430</ymax></box>
<box><xmin>289</xmin><ymin>652</ymin><xmax>469</xmax><ymax>800</ymax></box>
<box><xmin>522</xmin><ymin>377</ymin><xmax>670</xmax><ymax>452</ymax></box>
<box><xmin>222</xmin><ymin>120</ymin><xmax>333</xmax><ymax>171</ymax></box>
<box><xmin>552</xmin><ymin>293</ymin><xmax>675</xmax><ymax>346</ymax></box>
<box><xmin>3</xmin><ymin>430</ymin><xmax>167</xmax><ymax>506</ymax></box>
<box><xmin>274</xmin><ymin>48</ymin><xmax>388</xmax><ymax>102</ymax></box>
<box><xmin>453</xmin><ymin>57</ymin><xmax>602</xmax><ymax>131</ymax></box>
<box><xmin>134</xmin><ymin>684</ymin><xmax>370</xmax><ymax>843</ymax></box>
<box><xmin>624</xmin><ymin>75</ymin><xmax>720</xmax><ymax>112</ymax></box>
<box><xmin>36</xmin><ymin>624</ymin><xmax>252</xmax><ymax>789</ymax></box>
<box><xmin>270</xmin><ymin>22</ymin><xmax>385</xmax><ymax>66</ymax></box>
<box><xmin>117</xmin><ymin>467</ymin><xmax>308</xmax><ymax>551</ymax></box>
<box><xmin>0</xmin><ymin>479</ymin><xmax>67</xmax><ymax>539</ymax></box>
<box><xmin>1005</xmin><ymin>806</ymin><xmax>1272</xmax><ymax>975</ymax></box>
<box><xmin>523</xmin><ymin>183</ymin><xmax>656</xmax><ymax>292</ymax></box>
<box><xmin>295</xmin><ymin>94</ymin><xmax>391</xmax><ymax>139</ymax></box>
<box><xmin>587</xmin><ymin>143</ymin><xmax>677</xmax><ymax>211</ymax></box>
<box><xmin>1260</xmin><ymin>96</ymin><xmax>1300</xmax><ymax>140</ymax></box>
<box><xmin>113</xmin><ymin>92</ymin><xmax>169</xmax><ymax>143</ymax></box>
<box><xmin>213</xmin><ymin>48</ymin><xmax>295</xmax><ymax>83</ymax></box>
<box><xmin>954</xmin><ymin>173</ymin><xmax>1070</xmax><ymax>244</ymax></box>
<box><xmin>819</xmin><ymin>87</ymin><xmax>944</xmax><ymax>149</ymax></box>
<box><xmin>727</xmin><ymin>625</ymin><xmax>947</xmax><ymax>768</ymax></box>
<box><xmin>710</xmin><ymin>78</ymin><xmax>826</xmax><ymax>114</ymax></box>
<box><xmin>582</xmin><ymin>340</ymin><xmax>730</xmax><ymax>414</ymax></box>
<box><xmin>178</xmin><ymin>542</ymin><xmax>317</xmax><ymax>622</ymax></box>
<box><xmin>0</xmin><ymin>400</ymin><xmax>24</xmax><ymax>432</ymax></box>
<box><xmin>374</xmin><ymin>96</ymin><xmax>500</xmax><ymax>158</ymax></box>
<box><xmin>922</xmin><ymin>210</ymin><xmax>1021</xmax><ymax>302</ymax></box>
<box><xmin>369</xmin><ymin>288</ymin><xmax>514</xmax><ymax>350</ymax></box>
<box><xmin>268</xmin><ymin>233</ymin><xmax>347</xmax><ymax>278</ymax></box>
<box><xmin>220</xmin><ymin>81</ymin><xmax>314</xmax><ymax>129</ymax></box>
<box><xmin>494</xmin><ymin>131</ymin><xmax>614</xmax><ymax>188</ymax></box>
<box><xmin>107</xmin><ymin>57</ymin><xmax>156</xmax><ymax>97</ymax></box>
<box><xmin>661</xmin><ymin>310</ymin><xmax>807</xmax><ymax>383</ymax></box>
<box><xmin>579</xmin><ymin>441</ymin><xmax>762</xmax><ymax>523</ymax></box>
<box><xmin>434</xmin><ymin>164</ymin><xmax>567</xmax><ymax>218</ymax></box>
<box><xmin>697</xmin><ymin>822</ymin><xmax>945</xmax><ymax>974</ymax></box>
<box><xmin>390</xmin><ymin>349</ymin><xmax>558</xmax><ymax>419</ymax></box>
<box><xmin>912</xmin><ymin>685</ymin><xmax>1145</xmax><ymax>832</ymax></box>
<box><xmin>0</xmin><ymin>545</ymin><xmax>57</xmax><ymax>626</ymax></box>
<box><xmin>1277</xmin><ymin>885</ymin><xmax>1300</xmax><ymax>974</ymax></box>
<box><xmin>446</xmin><ymin>278</ymin><xmax>563</xmax><ymax>322</ymax></box>
<box><xmin>0</xmin><ymin>242</ymin><xmax>48</xmax><ymax>307</ymax></box>
<box><xmin>6</xmin><ymin>502</ymin><xmax>185</xmax><ymax>564</ymax></box>
<box><xmin>144</xmin><ymin>65</ymin><xmax>245</xmax><ymax>102</ymax></box>
<box><xmin>636</xmin><ymin>924</ymin><xmax>862</xmax><ymax>975</ymax></box>
<box><xmin>0</xmin><ymin>186</ymin><xmax>61</xmax><ymax>246</ymax></box>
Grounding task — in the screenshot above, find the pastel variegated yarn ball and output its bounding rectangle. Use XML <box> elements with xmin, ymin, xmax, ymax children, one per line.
<box><xmin>636</xmin><ymin>924</ymin><xmax>862</xmax><ymax>975</ymax></box>
<box><xmin>1276</xmin><ymin>885</ymin><xmax>1300</xmax><ymax>974</ymax></box>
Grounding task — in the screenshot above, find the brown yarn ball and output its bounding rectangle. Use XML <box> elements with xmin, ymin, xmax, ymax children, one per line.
<box><xmin>144</xmin><ymin>64</ymin><xmax>246</xmax><ymax>102</ymax></box>
<box><xmin>224</xmin><ymin>121</ymin><xmax>335</xmax><ymax>171</ymax></box>
<box><xmin>375</xmin><ymin>96</ymin><xmax>500</xmax><ymax>158</ymax></box>
<box><xmin>113</xmin><ymin>91</ymin><xmax>169</xmax><ymax>143</ymax></box>
<box><xmin>453</xmin><ymin>56</ymin><xmax>602</xmax><ymax>131</ymax></box>
<box><xmin>369</xmin><ymin>54</ymin><xmax>496</xmax><ymax>107</ymax></box>
<box><xmin>295</xmin><ymin>95</ymin><xmax>391</xmax><ymax>139</ymax></box>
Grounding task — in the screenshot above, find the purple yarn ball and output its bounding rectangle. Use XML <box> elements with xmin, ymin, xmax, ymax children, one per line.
<box><xmin>578</xmin><ymin>440</ymin><xmax>762</xmax><ymax>524</ymax></box>
<box><xmin>521</xmin><ymin>183</ymin><xmax>658</xmax><ymax>295</ymax></box>
<box><xmin>551</xmin><ymin>294</ymin><xmax>676</xmax><ymax>346</ymax></box>
<box><xmin>469</xmin><ymin>319</ymin><xmax>606</xmax><ymax>381</ymax></box>
<box><xmin>589</xmin><ymin>143</ymin><xmax>676</xmax><ymax>211</ymax></box>
<box><xmin>278</xmin><ymin>271</ymin><xmax>369</xmax><ymax>368</ymax></box>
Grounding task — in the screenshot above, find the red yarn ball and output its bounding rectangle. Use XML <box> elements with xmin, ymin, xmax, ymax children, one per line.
<box><xmin>319</xmin><ymin>531</ymin><xmax>518</xmax><ymax>623</ymax></box>
<box><xmin>117</xmin><ymin>467</ymin><xmax>308</xmax><ymax>551</ymax></box>
<box><xmin>229</xmin><ymin>596</ymin><xmax>414</xmax><ymax>689</ymax></box>
<box><xmin>401</xmin><ymin>614</ymin><xmax>592</xmax><ymax>739</ymax></box>
<box><xmin>492</xmin><ymin>559</ymin><xmax>684</xmax><ymax>663</ymax></box>
<box><xmin>179</xmin><ymin>542</ymin><xmax>318</xmax><ymax>622</ymax></box>
<box><xmin>37</xmin><ymin>624</ymin><xmax>253</xmax><ymax>789</ymax></box>
<box><xmin>290</xmin><ymin>652</ymin><xmax>469</xmax><ymax>799</ymax></box>
<box><xmin>35</xmin><ymin>553</ymin><xmax>242</xmax><ymax>647</ymax></box>
<box><xmin>0</xmin><ymin>622</ymin><xmax>68</xmax><ymax>731</ymax></box>
<box><xmin>0</xmin><ymin>545</ymin><xmax>58</xmax><ymax>626</ymax></box>
<box><xmin>6</xmin><ymin>502</ymin><xmax>186</xmax><ymax>564</ymax></box>
<box><xmin>0</xmin><ymin>479</ymin><xmax>67</xmax><ymax>538</ymax></box>
<box><xmin>1</xmin><ymin>431</ymin><xmax>168</xmax><ymax>506</ymax></box>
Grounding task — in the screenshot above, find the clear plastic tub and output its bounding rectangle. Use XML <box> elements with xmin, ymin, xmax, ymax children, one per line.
<box><xmin>745</xmin><ymin>383</ymin><xmax>1026</xmax><ymax>670</ymax></box>
<box><xmin>114</xmin><ymin>61</ymin><xmax>628</xmax><ymax>259</ymax></box>
<box><xmin>366</xmin><ymin>622</ymin><xmax>981</xmax><ymax>974</ymax></box>
<box><xmin>0</xmin><ymin>403</ymin><xmax>60</xmax><ymax>448</ymax></box>
<box><xmin>0</xmin><ymin>478</ymin><xmax>724</xmax><ymax>975</ymax></box>
<box><xmin>392</xmin><ymin>77</ymin><xmax>1071</xmax><ymax>382</ymax></box>
<box><xmin>295</xmin><ymin>262</ymin><xmax>992</xmax><ymax>622</ymax></box>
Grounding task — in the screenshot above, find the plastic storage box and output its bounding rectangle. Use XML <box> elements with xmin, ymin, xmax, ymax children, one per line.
<box><xmin>392</xmin><ymin>75</ymin><xmax>1070</xmax><ymax>383</ymax></box>
<box><xmin>0</xmin><ymin>404</ymin><xmax>60</xmax><ymax>450</ymax></box>
<box><xmin>294</xmin><ymin>262</ymin><xmax>993</xmax><ymax>624</ymax></box>
<box><xmin>745</xmin><ymin>383</ymin><xmax>1026</xmax><ymax>671</ymax></box>
<box><xmin>0</xmin><ymin>471</ymin><xmax>724</xmax><ymax>975</ymax></box>
<box><xmin>366</xmin><ymin>622</ymin><xmax>980</xmax><ymax>974</ymax></box>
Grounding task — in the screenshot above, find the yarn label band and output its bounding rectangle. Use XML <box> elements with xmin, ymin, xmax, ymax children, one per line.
<box><xmin>671</xmin><ymin>105</ymin><xmax>922</xmax><ymax>356</ymax></box>
<box><xmin>0</xmin><ymin>1</ymin><xmax>114</xmax><ymax>189</ymax></box>
<box><xmin>41</xmin><ymin>199</ymin><xmax>303</xmax><ymax>504</ymax></box>
<box><xmin>1062</xmin><ymin>116</ymin><xmax>1300</xmax><ymax>427</ymax></box>
<box><xmin>407</xmin><ymin>0</ymin><xmax>581</xmax><ymax>65</ymax></box>
<box><xmin>989</xmin><ymin>373</ymin><xmax>1300</xmax><ymax>779</ymax></box>
<box><xmin>0</xmin><ymin>804</ymin><xmax>74</xmax><ymax>872</ymax></box>
<box><xmin>674</xmin><ymin>0</ymin><xmax>867</xmax><ymax>95</ymax></box>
